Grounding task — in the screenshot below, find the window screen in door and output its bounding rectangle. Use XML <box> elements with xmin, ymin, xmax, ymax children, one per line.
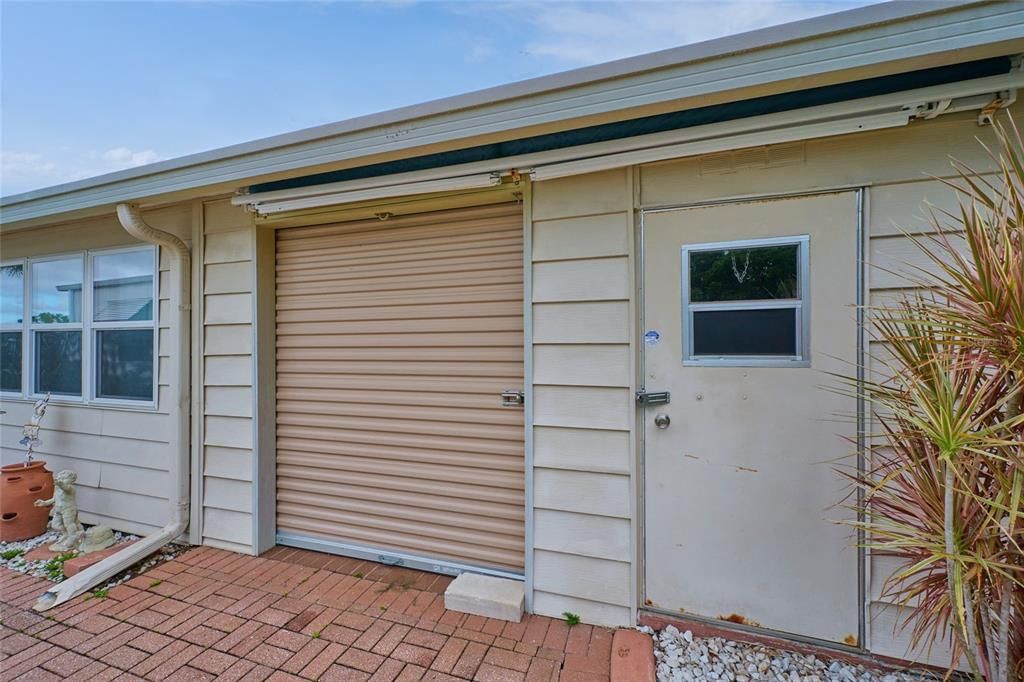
<box><xmin>681</xmin><ymin>235</ymin><xmax>809</xmax><ymax>366</ymax></box>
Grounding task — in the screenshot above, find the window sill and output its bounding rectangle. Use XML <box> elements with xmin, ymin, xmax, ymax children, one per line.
<box><xmin>0</xmin><ymin>394</ymin><xmax>162</xmax><ymax>414</ymax></box>
<box><xmin>682</xmin><ymin>358</ymin><xmax>811</xmax><ymax>368</ymax></box>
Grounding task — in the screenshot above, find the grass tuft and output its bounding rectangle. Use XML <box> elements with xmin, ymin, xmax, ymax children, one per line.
<box><xmin>41</xmin><ymin>552</ymin><xmax>77</xmax><ymax>582</ymax></box>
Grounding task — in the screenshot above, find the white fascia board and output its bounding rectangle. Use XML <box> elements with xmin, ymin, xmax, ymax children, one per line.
<box><xmin>237</xmin><ymin>69</ymin><xmax>1024</xmax><ymax>205</ymax></box>
<box><xmin>2</xmin><ymin>2</ymin><xmax>1022</xmax><ymax>225</ymax></box>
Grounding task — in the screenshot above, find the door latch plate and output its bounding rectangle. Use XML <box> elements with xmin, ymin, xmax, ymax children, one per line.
<box><xmin>636</xmin><ymin>390</ymin><xmax>670</xmax><ymax>406</ymax></box>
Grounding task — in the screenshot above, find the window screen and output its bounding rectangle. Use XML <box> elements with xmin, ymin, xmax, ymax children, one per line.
<box><xmin>682</xmin><ymin>236</ymin><xmax>808</xmax><ymax>365</ymax></box>
<box><xmin>35</xmin><ymin>330</ymin><xmax>82</xmax><ymax>396</ymax></box>
<box><xmin>95</xmin><ymin>329</ymin><xmax>153</xmax><ymax>400</ymax></box>
<box><xmin>0</xmin><ymin>332</ymin><xmax>21</xmax><ymax>392</ymax></box>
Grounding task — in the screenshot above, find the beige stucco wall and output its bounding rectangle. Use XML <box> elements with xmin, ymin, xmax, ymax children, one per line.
<box><xmin>0</xmin><ymin>205</ymin><xmax>191</xmax><ymax>535</ymax></box>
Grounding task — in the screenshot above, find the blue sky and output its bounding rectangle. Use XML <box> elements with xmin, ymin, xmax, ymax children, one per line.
<box><xmin>1</xmin><ymin>0</ymin><xmax>874</xmax><ymax>196</ymax></box>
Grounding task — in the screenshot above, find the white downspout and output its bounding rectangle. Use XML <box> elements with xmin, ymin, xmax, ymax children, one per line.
<box><xmin>34</xmin><ymin>203</ymin><xmax>192</xmax><ymax>611</ymax></box>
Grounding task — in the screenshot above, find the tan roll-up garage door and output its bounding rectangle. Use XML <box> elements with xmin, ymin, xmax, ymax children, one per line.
<box><xmin>275</xmin><ymin>202</ymin><xmax>525</xmax><ymax>574</ymax></box>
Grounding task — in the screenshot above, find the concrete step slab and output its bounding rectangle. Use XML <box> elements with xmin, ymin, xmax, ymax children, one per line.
<box><xmin>443</xmin><ymin>572</ymin><xmax>524</xmax><ymax>623</ymax></box>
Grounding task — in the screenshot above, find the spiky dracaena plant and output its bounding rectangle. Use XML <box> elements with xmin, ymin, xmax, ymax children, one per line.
<box><xmin>848</xmin><ymin>117</ymin><xmax>1024</xmax><ymax>682</ymax></box>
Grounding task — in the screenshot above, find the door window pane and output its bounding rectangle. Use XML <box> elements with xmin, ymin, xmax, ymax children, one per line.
<box><xmin>683</xmin><ymin>236</ymin><xmax>808</xmax><ymax>364</ymax></box>
<box><xmin>690</xmin><ymin>244</ymin><xmax>798</xmax><ymax>302</ymax></box>
<box><xmin>692</xmin><ymin>308</ymin><xmax>797</xmax><ymax>356</ymax></box>
<box><xmin>0</xmin><ymin>332</ymin><xmax>21</xmax><ymax>392</ymax></box>
<box><xmin>32</xmin><ymin>258</ymin><xmax>83</xmax><ymax>323</ymax></box>
<box><xmin>93</xmin><ymin>250</ymin><xmax>154</xmax><ymax>322</ymax></box>
<box><xmin>35</xmin><ymin>330</ymin><xmax>82</xmax><ymax>396</ymax></box>
<box><xmin>95</xmin><ymin>329</ymin><xmax>153</xmax><ymax>401</ymax></box>
<box><xmin>1</xmin><ymin>265</ymin><xmax>24</xmax><ymax>324</ymax></box>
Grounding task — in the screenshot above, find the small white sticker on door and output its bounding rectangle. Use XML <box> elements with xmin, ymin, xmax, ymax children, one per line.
<box><xmin>644</xmin><ymin>330</ymin><xmax>661</xmax><ymax>346</ymax></box>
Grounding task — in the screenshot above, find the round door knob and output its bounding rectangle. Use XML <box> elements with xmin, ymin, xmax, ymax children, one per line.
<box><xmin>654</xmin><ymin>413</ymin><xmax>671</xmax><ymax>429</ymax></box>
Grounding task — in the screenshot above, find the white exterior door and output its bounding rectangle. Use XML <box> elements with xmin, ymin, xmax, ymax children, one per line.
<box><xmin>642</xmin><ymin>192</ymin><xmax>861</xmax><ymax>644</ymax></box>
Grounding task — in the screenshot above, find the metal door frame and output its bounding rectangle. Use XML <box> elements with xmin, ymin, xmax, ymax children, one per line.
<box><xmin>636</xmin><ymin>185</ymin><xmax>867</xmax><ymax>651</ymax></box>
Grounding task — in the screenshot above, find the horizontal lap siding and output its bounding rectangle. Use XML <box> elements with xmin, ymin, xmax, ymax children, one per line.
<box><xmin>866</xmin><ymin>180</ymin><xmax>968</xmax><ymax>668</ymax></box>
<box><xmin>0</xmin><ymin>205</ymin><xmax>192</xmax><ymax>535</ymax></box>
<box><xmin>639</xmin><ymin>106</ymin><xmax>1018</xmax><ymax>664</ymax></box>
<box><xmin>530</xmin><ymin>170</ymin><xmax>635</xmax><ymax>627</ymax></box>
<box><xmin>201</xmin><ymin>199</ymin><xmax>257</xmax><ymax>552</ymax></box>
<box><xmin>275</xmin><ymin>204</ymin><xmax>525</xmax><ymax>572</ymax></box>
<box><xmin>0</xmin><ymin>417</ymin><xmax>170</xmax><ymax>535</ymax></box>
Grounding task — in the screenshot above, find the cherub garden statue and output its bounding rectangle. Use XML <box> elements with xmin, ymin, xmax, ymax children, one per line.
<box><xmin>34</xmin><ymin>470</ymin><xmax>84</xmax><ymax>551</ymax></box>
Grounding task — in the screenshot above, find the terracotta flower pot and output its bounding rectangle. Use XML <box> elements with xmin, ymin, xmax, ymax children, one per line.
<box><xmin>0</xmin><ymin>461</ymin><xmax>55</xmax><ymax>541</ymax></box>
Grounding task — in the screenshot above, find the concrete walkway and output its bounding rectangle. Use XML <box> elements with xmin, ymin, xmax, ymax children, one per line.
<box><xmin>0</xmin><ymin>546</ymin><xmax>614</xmax><ymax>681</ymax></box>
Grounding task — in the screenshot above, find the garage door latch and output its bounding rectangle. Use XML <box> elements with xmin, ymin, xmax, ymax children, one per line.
<box><xmin>501</xmin><ymin>390</ymin><xmax>525</xmax><ymax>407</ymax></box>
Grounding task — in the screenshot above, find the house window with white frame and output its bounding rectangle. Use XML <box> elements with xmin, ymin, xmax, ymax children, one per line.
<box><xmin>0</xmin><ymin>246</ymin><xmax>157</xmax><ymax>405</ymax></box>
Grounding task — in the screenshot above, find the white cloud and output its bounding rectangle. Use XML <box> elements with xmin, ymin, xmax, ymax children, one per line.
<box><xmin>1</xmin><ymin>151</ymin><xmax>73</xmax><ymax>195</ymax></box>
<box><xmin>101</xmin><ymin>147</ymin><xmax>162</xmax><ymax>166</ymax></box>
<box><xmin>467</xmin><ymin>39</ymin><xmax>498</xmax><ymax>62</ymax></box>
<box><xmin>506</xmin><ymin>1</ymin><xmax>875</xmax><ymax>66</ymax></box>
<box><xmin>1</xmin><ymin>147</ymin><xmax>165</xmax><ymax>196</ymax></box>
<box><xmin>1</xmin><ymin>151</ymin><xmax>58</xmax><ymax>181</ymax></box>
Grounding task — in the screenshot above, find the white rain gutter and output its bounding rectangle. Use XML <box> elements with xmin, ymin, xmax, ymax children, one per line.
<box><xmin>34</xmin><ymin>204</ymin><xmax>191</xmax><ymax>611</ymax></box>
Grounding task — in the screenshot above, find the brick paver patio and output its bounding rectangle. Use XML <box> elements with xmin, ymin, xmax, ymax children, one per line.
<box><xmin>0</xmin><ymin>545</ymin><xmax>614</xmax><ymax>681</ymax></box>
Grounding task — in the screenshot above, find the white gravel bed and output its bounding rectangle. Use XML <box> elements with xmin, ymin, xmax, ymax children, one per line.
<box><xmin>644</xmin><ymin>625</ymin><xmax>939</xmax><ymax>682</ymax></box>
<box><xmin>0</xmin><ymin>529</ymin><xmax>190</xmax><ymax>590</ymax></box>
<box><xmin>0</xmin><ymin>530</ymin><xmax>70</xmax><ymax>579</ymax></box>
